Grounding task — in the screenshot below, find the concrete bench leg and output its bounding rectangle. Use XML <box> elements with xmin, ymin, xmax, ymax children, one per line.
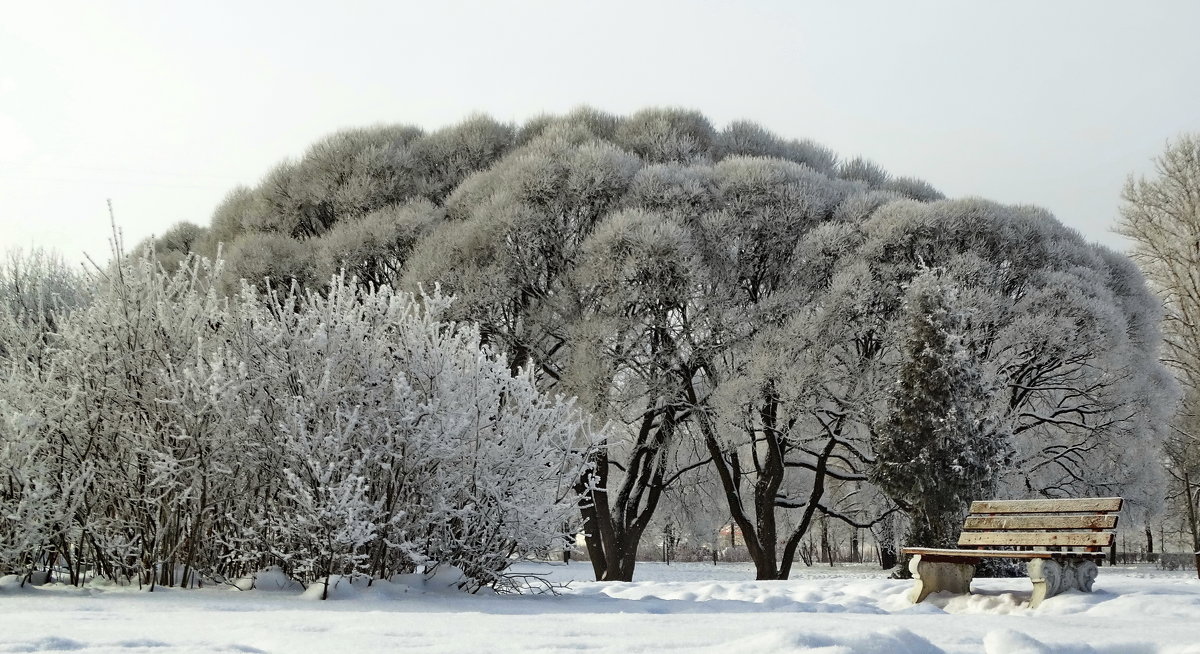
<box><xmin>1071</xmin><ymin>560</ymin><xmax>1099</xmax><ymax>592</ymax></box>
<box><xmin>1028</xmin><ymin>559</ymin><xmax>1064</xmax><ymax>608</ymax></box>
<box><xmin>1028</xmin><ymin>559</ymin><xmax>1100</xmax><ymax>608</ymax></box>
<box><xmin>908</xmin><ymin>554</ymin><xmax>975</xmax><ymax>603</ymax></box>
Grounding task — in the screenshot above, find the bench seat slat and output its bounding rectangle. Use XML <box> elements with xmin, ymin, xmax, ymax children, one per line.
<box><xmin>901</xmin><ymin>547</ymin><xmax>1105</xmax><ymax>560</ymax></box>
<box><xmin>962</xmin><ymin>514</ymin><xmax>1117</xmax><ymax>531</ymax></box>
<box><xmin>958</xmin><ymin>531</ymin><xmax>1113</xmax><ymax>547</ymax></box>
<box><xmin>969</xmin><ymin>497</ymin><xmax>1122</xmax><ymax>514</ymax></box>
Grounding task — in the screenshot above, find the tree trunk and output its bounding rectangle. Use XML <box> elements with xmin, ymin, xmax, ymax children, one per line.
<box><xmin>751</xmin><ymin>392</ymin><xmax>785</xmax><ymax>579</ymax></box>
<box><xmin>576</xmin><ymin>461</ymin><xmax>609</xmax><ymax>581</ymax></box>
<box><xmin>779</xmin><ymin>438</ymin><xmax>840</xmax><ymax>579</ymax></box>
<box><xmin>878</xmin><ymin>514</ymin><xmax>898</xmax><ymax>571</ymax></box>
<box><xmin>821</xmin><ymin>515</ymin><xmax>833</xmax><ymax>566</ymax></box>
<box><xmin>1184</xmin><ymin>468</ymin><xmax>1200</xmax><ymax>580</ymax></box>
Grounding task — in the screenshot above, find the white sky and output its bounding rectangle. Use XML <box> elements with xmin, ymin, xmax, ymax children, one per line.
<box><xmin>2</xmin><ymin>0</ymin><xmax>1198</xmax><ymax>264</ymax></box>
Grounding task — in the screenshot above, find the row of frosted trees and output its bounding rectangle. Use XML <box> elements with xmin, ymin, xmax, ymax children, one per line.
<box><xmin>0</xmin><ymin>251</ymin><xmax>597</xmax><ymax>594</ymax></box>
<box><xmin>8</xmin><ymin>107</ymin><xmax>1177</xmax><ymax>586</ymax></box>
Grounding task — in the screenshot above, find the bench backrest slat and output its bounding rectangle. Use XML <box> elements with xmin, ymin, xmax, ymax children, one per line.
<box><xmin>955</xmin><ymin>497</ymin><xmax>1122</xmax><ymax>551</ymax></box>
<box><xmin>958</xmin><ymin>531</ymin><xmax>1114</xmax><ymax>548</ymax></box>
<box><xmin>969</xmin><ymin>498</ymin><xmax>1122</xmax><ymax>514</ymax></box>
<box><xmin>962</xmin><ymin>515</ymin><xmax>1118</xmax><ymax>531</ymax></box>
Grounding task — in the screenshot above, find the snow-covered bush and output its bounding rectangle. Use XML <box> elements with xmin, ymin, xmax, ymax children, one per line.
<box><xmin>233</xmin><ymin>280</ymin><xmax>597</xmax><ymax>593</ymax></box>
<box><xmin>0</xmin><ymin>253</ymin><xmax>599</xmax><ymax>594</ymax></box>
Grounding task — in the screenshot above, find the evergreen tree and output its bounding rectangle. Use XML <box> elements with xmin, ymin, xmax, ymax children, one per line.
<box><xmin>871</xmin><ymin>271</ymin><xmax>1011</xmax><ymax>555</ymax></box>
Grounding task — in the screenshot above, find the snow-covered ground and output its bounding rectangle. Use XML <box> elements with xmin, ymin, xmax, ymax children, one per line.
<box><xmin>2</xmin><ymin>562</ymin><xmax>1198</xmax><ymax>653</ymax></box>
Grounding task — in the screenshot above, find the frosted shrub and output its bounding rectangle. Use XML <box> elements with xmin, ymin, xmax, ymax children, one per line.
<box><xmin>237</xmin><ymin>279</ymin><xmax>598</xmax><ymax>593</ymax></box>
<box><xmin>0</xmin><ymin>254</ymin><xmax>598</xmax><ymax>594</ymax></box>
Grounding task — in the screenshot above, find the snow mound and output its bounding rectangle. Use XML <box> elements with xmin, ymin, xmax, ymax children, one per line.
<box><xmin>425</xmin><ymin>564</ymin><xmax>470</xmax><ymax>592</ymax></box>
<box><xmin>298</xmin><ymin>575</ymin><xmax>368</xmax><ymax>601</ymax></box>
<box><xmin>707</xmin><ymin>626</ymin><xmax>942</xmax><ymax>654</ymax></box>
<box><xmin>982</xmin><ymin>628</ymin><xmax>1200</xmax><ymax>654</ymax></box>
<box><xmin>2</xmin><ymin>635</ymin><xmax>88</xmax><ymax>651</ymax></box>
<box><xmin>388</xmin><ymin>565</ymin><xmax>470</xmax><ymax>594</ymax></box>
<box><xmin>0</xmin><ymin>573</ymin><xmax>57</xmax><ymax>592</ymax></box>
<box><xmin>228</xmin><ymin>566</ymin><xmax>305</xmax><ymax>592</ymax></box>
<box><xmin>983</xmin><ymin>630</ymin><xmax>1055</xmax><ymax>654</ymax></box>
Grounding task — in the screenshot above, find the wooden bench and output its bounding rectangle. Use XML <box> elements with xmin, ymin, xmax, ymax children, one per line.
<box><xmin>901</xmin><ymin>497</ymin><xmax>1121</xmax><ymax>608</ymax></box>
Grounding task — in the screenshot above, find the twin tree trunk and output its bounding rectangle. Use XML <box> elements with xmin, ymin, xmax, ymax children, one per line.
<box><xmin>575</xmin><ymin>407</ymin><xmax>676</xmax><ymax>582</ymax></box>
<box><xmin>694</xmin><ymin>384</ymin><xmax>839</xmax><ymax>581</ymax></box>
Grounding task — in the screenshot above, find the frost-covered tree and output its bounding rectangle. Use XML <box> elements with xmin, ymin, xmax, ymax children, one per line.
<box><xmin>0</xmin><ymin>248</ymin><xmax>90</xmax><ymax>331</ymax></box>
<box><xmin>688</xmin><ymin>159</ymin><xmax>878</xmax><ymax>580</ymax></box>
<box><xmin>409</xmin><ymin>114</ymin><xmax>515</xmax><ymax>202</ymax></box>
<box><xmin>726</xmin><ymin>252</ymin><xmax>901</xmax><ymax>578</ymax></box>
<box><xmin>222</xmin><ymin>232</ymin><xmax>315</xmax><ymax>291</ymax></box>
<box><xmin>838</xmin><ymin>157</ymin><xmax>889</xmax><ymax>188</ymax></box>
<box><xmin>1119</xmin><ymin>133</ymin><xmax>1200</xmax><ymax>575</ymax></box>
<box><xmin>856</xmin><ymin>199</ymin><xmax>1172</xmax><ymax>505</ymax></box>
<box><xmin>246</xmin><ymin>126</ymin><xmax>427</xmax><ymax>239</ymax></box>
<box><xmin>871</xmin><ymin>270</ymin><xmax>1011</xmax><ymax>551</ymax></box>
<box><xmin>313</xmin><ymin>199</ymin><xmax>442</xmax><ymax>290</ymax></box>
<box><xmin>195</xmin><ymin>117</ymin><xmax>518</xmax><ymax>279</ymax></box>
<box><xmin>573</xmin><ymin>207</ymin><xmax>711</xmax><ymax>581</ymax></box>
<box><xmin>883</xmin><ymin>177</ymin><xmax>945</xmax><ymax>202</ymax></box>
<box><xmin>203</xmin><ymin>186</ymin><xmax>260</xmax><ymax>256</ymax></box>
<box><xmin>615</xmin><ymin>107</ymin><xmax>715</xmax><ymax>165</ymax></box>
<box><xmin>516</xmin><ymin>107</ymin><xmax>622</xmax><ymax>146</ymax></box>
<box><xmin>131</xmin><ymin>221</ymin><xmax>208</xmax><ymax>273</ymax></box>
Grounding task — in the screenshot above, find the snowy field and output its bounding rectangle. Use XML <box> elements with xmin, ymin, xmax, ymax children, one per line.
<box><xmin>2</xmin><ymin>562</ymin><xmax>1199</xmax><ymax>654</ymax></box>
